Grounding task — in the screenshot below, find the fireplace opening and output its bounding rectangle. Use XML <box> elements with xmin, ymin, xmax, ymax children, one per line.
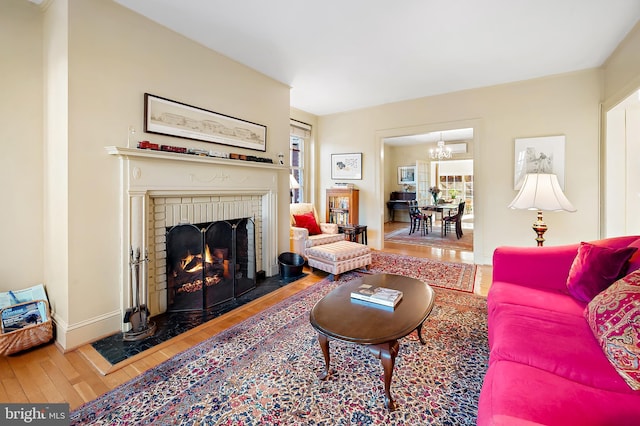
<box><xmin>166</xmin><ymin>217</ymin><xmax>256</xmax><ymax>312</ymax></box>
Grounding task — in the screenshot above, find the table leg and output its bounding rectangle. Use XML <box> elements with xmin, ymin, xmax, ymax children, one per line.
<box><xmin>317</xmin><ymin>332</ymin><xmax>332</xmax><ymax>380</ymax></box>
<box><xmin>416</xmin><ymin>321</ymin><xmax>427</xmax><ymax>345</ymax></box>
<box><xmin>369</xmin><ymin>340</ymin><xmax>400</xmax><ymax>411</ymax></box>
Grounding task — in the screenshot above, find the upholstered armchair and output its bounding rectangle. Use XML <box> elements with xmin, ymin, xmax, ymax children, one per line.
<box><xmin>290</xmin><ymin>203</ymin><xmax>343</xmax><ymax>258</ymax></box>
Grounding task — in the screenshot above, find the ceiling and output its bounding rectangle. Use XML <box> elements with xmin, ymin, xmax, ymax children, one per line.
<box><xmin>114</xmin><ymin>0</ymin><xmax>640</xmax><ymax>116</ymax></box>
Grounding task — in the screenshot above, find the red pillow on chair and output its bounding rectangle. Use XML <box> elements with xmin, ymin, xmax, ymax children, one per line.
<box><xmin>293</xmin><ymin>212</ymin><xmax>322</xmax><ymax>235</ymax></box>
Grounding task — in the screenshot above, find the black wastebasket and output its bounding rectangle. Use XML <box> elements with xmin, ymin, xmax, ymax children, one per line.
<box><xmin>278</xmin><ymin>252</ymin><xmax>305</xmax><ymax>279</ymax></box>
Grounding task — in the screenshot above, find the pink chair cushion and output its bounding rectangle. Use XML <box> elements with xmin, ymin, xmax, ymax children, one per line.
<box><xmin>566</xmin><ymin>242</ymin><xmax>637</xmax><ymax>303</ymax></box>
<box><xmin>293</xmin><ymin>212</ymin><xmax>322</xmax><ymax>235</ymax></box>
<box><xmin>585</xmin><ymin>269</ymin><xmax>640</xmax><ymax>391</ymax></box>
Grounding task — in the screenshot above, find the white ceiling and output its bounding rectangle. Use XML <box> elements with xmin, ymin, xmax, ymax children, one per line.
<box><xmin>114</xmin><ymin>0</ymin><xmax>640</xmax><ymax>116</ymax></box>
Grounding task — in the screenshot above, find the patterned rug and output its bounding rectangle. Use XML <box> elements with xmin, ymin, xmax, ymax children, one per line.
<box><xmin>385</xmin><ymin>224</ymin><xmax>474</xmax><ymax>251</ymax></box>
<box><xmin>366</xmin><ymin>252</ymin><xmax>476</xmax><ymax>293</ymax></box>
<box><xmin>71</xmin><ymin>270</ymin><xmax>488</xmax><ymax>425</ymax></box>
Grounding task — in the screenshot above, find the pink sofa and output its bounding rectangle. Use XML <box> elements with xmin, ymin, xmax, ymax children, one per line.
<box><xmin>478</xmin><ymin>235</ymin><xmax>640</xmax><ymax>426</ymax></box>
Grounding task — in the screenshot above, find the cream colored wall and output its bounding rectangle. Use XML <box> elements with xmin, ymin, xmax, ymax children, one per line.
<box><xmin>602</xmin><ymin>22</ymin><xmax>640</xmax><ymax>238</ymax></box>
<box><xmin>4</xmin><ymin>0</ymin><xmax>640</xmax><ymax>348</ymax></box>
<box><xmin>6</xmin><ymin>0</ymin><xmax>291</xmax><ymax>349</ymax></box>
<box><xmin>0</xmin><ymin>1</ymin><xmax>44</xmax><ymax>289</ymax></box>
<box><xmin>319</xmin><ymin>70</ymin><xmax>603</xmax><ymax>264</ymax></box>
<box><xmin>603</xmin><ymin>22</ymin><xmax>640</xmax><ymax>106</ymax></box>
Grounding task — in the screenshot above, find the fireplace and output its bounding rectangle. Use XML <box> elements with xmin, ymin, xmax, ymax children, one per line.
<box><xmin>166</xmin><ymin>218</ymin><xmax>256</xmax><ymax>312</ymax></box>
<box><xmin>107</xmin><ymin>146</ymin><xmax>282</xmax><ymax>333</ymax></box>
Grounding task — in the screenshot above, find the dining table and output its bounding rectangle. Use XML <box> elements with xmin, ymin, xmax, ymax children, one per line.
<box><xmin>421</xmin><ymin>203</ymin><xmax>460</xmax><ymax>221</ymax></box>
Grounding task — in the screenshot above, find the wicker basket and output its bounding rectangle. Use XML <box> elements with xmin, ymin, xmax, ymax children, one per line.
<box><xmin>0</xmin><ymin>299</ymin><xmax>53</xmax><ymax>356</ymax></box>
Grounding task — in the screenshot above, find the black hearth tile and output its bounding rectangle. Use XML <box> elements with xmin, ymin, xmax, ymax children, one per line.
<box><xmin>91</xmin><ymin>273</ymin><xmax>307</xmax><ymax>365</ymax></box>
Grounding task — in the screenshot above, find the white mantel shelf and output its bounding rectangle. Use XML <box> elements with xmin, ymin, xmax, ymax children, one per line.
<box><xmin>105</xmin><ymin>146</ymin><xmax>288</xmax><ymax>171</ymax></box>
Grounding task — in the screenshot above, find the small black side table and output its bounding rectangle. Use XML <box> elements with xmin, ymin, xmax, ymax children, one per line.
<box><xmin>338</xmin><ymin>224</ymin><xmax>368</xmax><ymax>245</ymax></box>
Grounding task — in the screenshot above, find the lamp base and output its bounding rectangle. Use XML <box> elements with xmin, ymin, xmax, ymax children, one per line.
<box><xmin>532</xmin><ymin>210</ymin><xmax>547</xmax><ymax>247</ymax></box>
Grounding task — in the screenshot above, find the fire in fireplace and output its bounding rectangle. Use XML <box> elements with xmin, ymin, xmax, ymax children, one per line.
<box><xmin>166</xmin><ymin>217</ymin><xmax>256</xmax><ymax>312</ymax></box>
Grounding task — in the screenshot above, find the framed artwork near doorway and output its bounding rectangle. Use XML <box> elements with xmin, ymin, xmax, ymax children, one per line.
<box><xmin>514</xmin><ymin>135</ymin><xmax>565</xmax><ymax>190</ymax></box>
<box><xmin>397</xmin><ymin>166</ymin><xmax>416</xmax><ymax>184</ymax></box>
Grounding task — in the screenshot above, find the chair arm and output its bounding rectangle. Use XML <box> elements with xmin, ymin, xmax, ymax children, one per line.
<box><xmin>290</xmin><ymin>226</ymin><xmax>309</xmax><ymax>240</ymax></box>
<box><xmin>319</xmin><ymin>223</ymin><xmax>339</xmax><ymax>234</ymax></box>
<box><xmin>290</xmin><ymin>226</ymin><xmax>309</xmax><ymax>258</ymax></box>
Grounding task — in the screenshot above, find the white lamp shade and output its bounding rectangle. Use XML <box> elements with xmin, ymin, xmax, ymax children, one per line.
<box><xmin>508</xmin><ymin>173</ymin><xmax>576</xmax><ymax>212</ymax></box>
<box><xmin>289</xmin><ymin>174</ymin><xmax>300</xmax><ymax>189</ymax></box>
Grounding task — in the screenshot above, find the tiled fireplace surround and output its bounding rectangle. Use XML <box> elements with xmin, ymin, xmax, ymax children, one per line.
<box><xmin>108</xmin><ymin>147</ymin><xmax>283</xmax><ymax>330</ymax></box>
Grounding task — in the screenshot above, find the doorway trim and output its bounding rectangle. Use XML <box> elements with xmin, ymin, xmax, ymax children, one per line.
<box><xmin>374</xmin><ymin>119</ymin><xmax>483</xmax><ymax>260</ymax></box>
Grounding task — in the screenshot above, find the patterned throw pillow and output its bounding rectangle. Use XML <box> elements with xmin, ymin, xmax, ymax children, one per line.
<box><xmin>293</xmin><ymin>212</ymin><xmax>322</xmax><ymax>235</ymax></box>
<box><xmin>585</xmin><ymin>269</ymin><xmax>640</xmax><ymax>390</ymax></box>
<box><xmin>566</xmin><ymin>242</ymin><xmax>637</xmax><ymax>303</ymax></box>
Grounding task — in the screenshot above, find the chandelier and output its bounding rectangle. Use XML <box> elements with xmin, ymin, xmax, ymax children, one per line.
<box><xmin>430</xmin><ymin>137</ymin><xmax>452</xmax><ymax>160</ymax></box>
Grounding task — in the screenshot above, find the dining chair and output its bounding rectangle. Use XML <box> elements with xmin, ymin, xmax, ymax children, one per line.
<box><xmin>442</xmin><ymin>201</ymin><xmax>465</xmax><ymax>239</ymax></box>
<box><xmin>408</xmin><ymin>200</ymin><xmax>431</xmax><ymax>235</ymax></box>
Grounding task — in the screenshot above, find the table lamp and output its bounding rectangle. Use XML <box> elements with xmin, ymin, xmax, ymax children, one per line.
<box><xmin>508</xmin><ymin>173</ymin><xmax>576</xmax><ymax>246</ymax></box>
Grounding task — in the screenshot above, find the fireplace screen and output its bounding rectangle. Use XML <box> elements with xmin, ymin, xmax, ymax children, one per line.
<box><xmin>166</xmin><ymin>218</ymin><xmax>256</xmax><ymax>312</ymax></box>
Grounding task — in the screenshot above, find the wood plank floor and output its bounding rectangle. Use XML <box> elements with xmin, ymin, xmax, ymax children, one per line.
<box><xmin>0</xmin><ymin>221</ymin><xmax>491</xmax><ymax>410</ymax></box>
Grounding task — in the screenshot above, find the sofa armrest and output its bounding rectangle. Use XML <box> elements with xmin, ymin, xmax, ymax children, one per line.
<box><xmin>319</xmin><ymin>223</ymin><xmax>339</xmax><ymax>234</ymax></box>
<box><xmin>492</xmin><ymin>244</ymin><xmax>580</xmax><ymax>291</ymax></box>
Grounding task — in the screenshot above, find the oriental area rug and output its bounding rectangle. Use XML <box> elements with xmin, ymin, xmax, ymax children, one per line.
<box><xmin>385</xmin><ymin>225</ymin><xmax>474</xmax><ymax>251</ymax></box>
<box><xmin>71</xmin><ymin>267</ymin><xmax>488</xmax><ymax>425</ymax></box>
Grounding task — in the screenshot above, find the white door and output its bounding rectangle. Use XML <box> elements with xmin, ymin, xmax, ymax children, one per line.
<box><xmin>416</xmin><ymin>160</ymin><xmax>430</xmax><ymax>206</ymax></box>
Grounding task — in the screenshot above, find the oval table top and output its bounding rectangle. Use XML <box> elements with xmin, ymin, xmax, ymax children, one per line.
<box><xmin>309</xmin><ymin>273</ymin><xmax>435</xmax><ymax>345</ymax></box>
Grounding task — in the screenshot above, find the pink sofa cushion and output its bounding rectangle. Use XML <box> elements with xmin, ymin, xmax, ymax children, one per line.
<box><xmin>478</xmin><ymin>360</ymin><xmax>640</xmax><ymax>426</ymax></box>
<box><xmin>293</xmin><ymin>212</ymin><xmax>322</xmax><ymax>235</ymax></box>
<box><xmin>586</xmin><ymin>269</ymin><xmax>640</xmax><ymax>391</ymax></box>
<box><xmin>488</xmin><ymin>281</ymin><xmax>585</xmax><ymax>318</ymax></box>
<box><xmin>626</xmin><ymin>238</ymin><xmax>640</xmax><ymax>274</ymax></box>
<box><xmin>489</xmin><ymin>303</ymin><xmax>633</xmax><ymax>393</ymax></box>
<box><xmin>566</xmin><ymin>242</ymin><xmax>637</xmax><ymax>303</ymax></box>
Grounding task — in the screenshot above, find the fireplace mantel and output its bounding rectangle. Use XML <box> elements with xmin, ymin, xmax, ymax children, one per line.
<box><xmin>107</xmin><ymin>145</ymin><xmax>284</xmax><ymax>332</ymax></box>
<box><xmin>105</xmin><ymin>146</ymin><xmax>286</xmax><ymax>171</ymax></box>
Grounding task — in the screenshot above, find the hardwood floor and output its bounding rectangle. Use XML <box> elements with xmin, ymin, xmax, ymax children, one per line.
<box><xmin>0</xmin><ymin>224</ymin><xmax>491</xmax><ymax>410</ymax></box>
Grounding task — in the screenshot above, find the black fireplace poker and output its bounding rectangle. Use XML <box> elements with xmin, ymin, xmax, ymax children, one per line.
<box><xmin>123</xmin><ymin>247</ymin><xmax>157</xmax><ymax>341</ymax></box>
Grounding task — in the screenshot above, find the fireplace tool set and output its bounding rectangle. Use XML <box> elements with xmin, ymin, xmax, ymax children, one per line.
<box><xmin>123</xmin><ymin>247</ymin><xmax>157</xmax><ymax>341</ymax></box>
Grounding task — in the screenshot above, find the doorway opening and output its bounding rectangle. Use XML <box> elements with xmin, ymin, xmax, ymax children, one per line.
<box><xmin>383</xmin><ymin>128</ymin><xmax>474</xmax><ymax>254</ymax></box>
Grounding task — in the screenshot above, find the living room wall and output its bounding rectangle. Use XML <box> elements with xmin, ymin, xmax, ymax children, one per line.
<box><xmin>3</xmin><ymin>0</ymin><xmax>291</xmax><ymax>350</ymax></box>
<box><xmin>318</xmin><ymin>70</ymin><xmax>603</xmax><ymax>264</ymax></box>
<box><xmin>0</xmin><ymin>1</ymin><xmax>44</xmax><ymax>291</ymax></box>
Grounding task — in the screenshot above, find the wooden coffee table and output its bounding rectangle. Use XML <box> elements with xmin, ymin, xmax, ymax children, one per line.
<box><xmin>309</xmin><ymin>273</ymin><xmax>435</xmax><ymax>411</ymax></box>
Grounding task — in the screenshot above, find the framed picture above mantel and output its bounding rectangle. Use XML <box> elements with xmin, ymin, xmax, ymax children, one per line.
<box><xmin>144</xmin><ymin>93</ymin><xmax>267</xmax><ymax>152</ymax></box>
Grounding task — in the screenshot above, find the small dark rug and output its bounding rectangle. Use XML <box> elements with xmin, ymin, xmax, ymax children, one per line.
<box><xmin>91</xmin><ymin>273</ymin><xmax>307</xmax><ymax>365</ymax></box>
<box><xmin>72</xmin><ymin>271</ymin><xmax>488</xmax><ymax>425</ymax></box>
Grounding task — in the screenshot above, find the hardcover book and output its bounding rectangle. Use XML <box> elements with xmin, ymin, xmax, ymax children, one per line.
<box><xmin>350</xmin><ymin>284</ymin><xmax>403</xmax><ymax>308</ymax></box>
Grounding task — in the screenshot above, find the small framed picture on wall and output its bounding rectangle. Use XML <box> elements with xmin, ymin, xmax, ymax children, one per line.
<box><xmin>397</xmin><ymin>166</ymin><xmax>416</xmax><ymax>185</ymax></box>
<box><xmin>331</xmin><ymin>153</ymin><xmax>362</xmax><ymax>180</ymax></box>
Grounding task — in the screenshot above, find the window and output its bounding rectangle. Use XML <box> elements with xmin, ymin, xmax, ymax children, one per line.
<box><xmin>290</xmin><ymin>120</ymin><xmax>310</xmax><ymax>203</ymax></box>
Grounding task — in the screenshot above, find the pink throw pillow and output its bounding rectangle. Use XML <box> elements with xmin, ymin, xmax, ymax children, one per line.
<box><xmin>293</xmin><ymin>212</ymin><xmax>322</xmax><ymax>235</ymax></box>
<box><xmin>585</xmin><ymin>269</ymin><xmax>640</xmax><ymax>390</ymax></box>
<box><xmin>566</xmin><ymin>242</ymin><xmax>637</xmax><ymax>303</ymax></box>
<box><xmin>625</xmin><ymin>239</ymin><xmax>640</xmax><ymax>275</ymax></box>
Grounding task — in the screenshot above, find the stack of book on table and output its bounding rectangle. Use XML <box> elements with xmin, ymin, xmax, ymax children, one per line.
<box><xmin>350</xmin><ymin>284</ymin><xmax>403</xmax><ymax>308</ymax></box>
